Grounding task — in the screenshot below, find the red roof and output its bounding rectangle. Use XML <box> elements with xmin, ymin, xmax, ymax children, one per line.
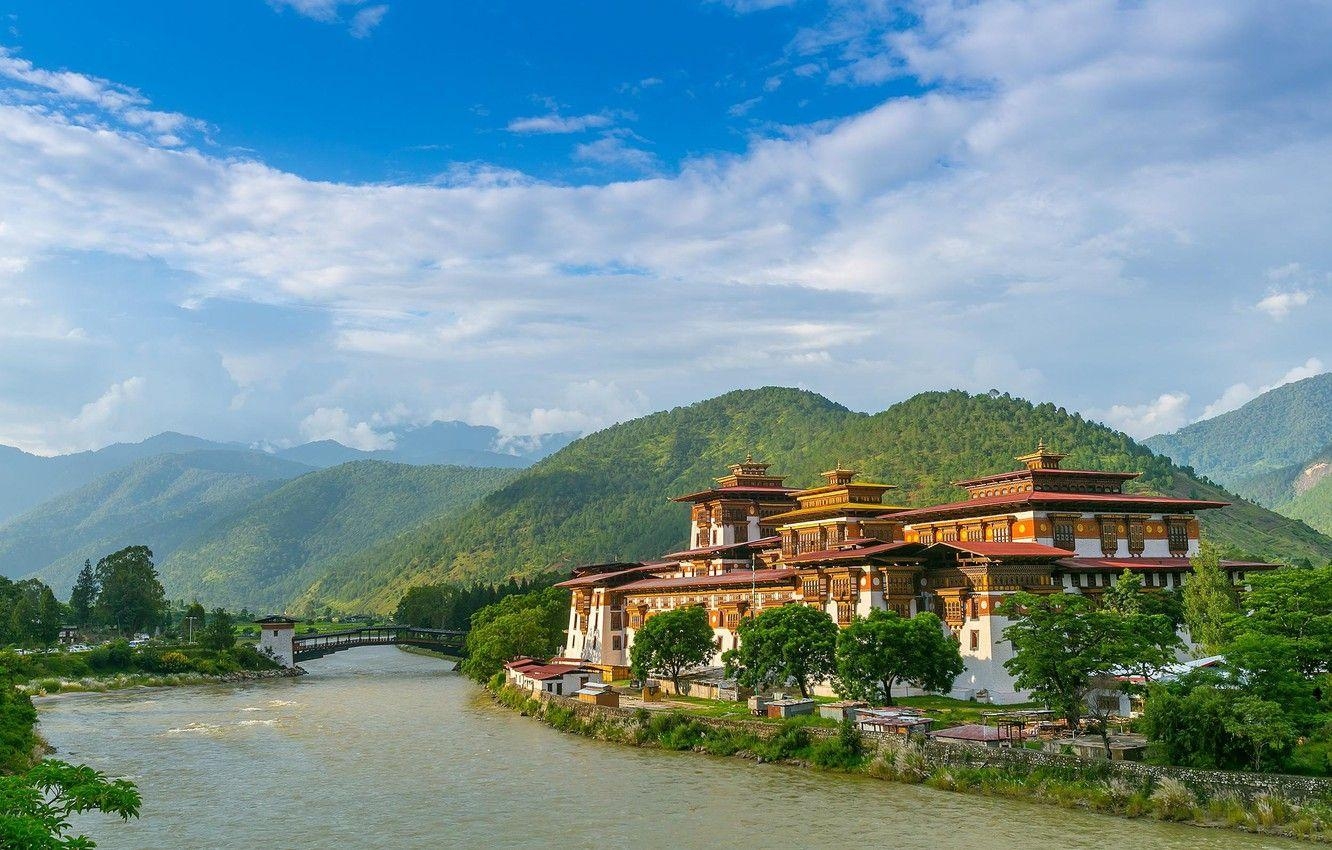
<box><xmin>787</xmin><ymin>541</ymin><xmax>923</xmax><ymax>564</ymax></box>
<box><xmin>954</xmin><ymin>468</ymin><xmax>1140</xmax><ymax>487</ymax></box>
<box><xmin>662</xmin><ymin>536</ymin><xmax>780</xmax><ymax>561</ymax></box>
<box><xmin>1059</xmin><ymin>557</ymin><xmax>1276</xmax><ymax>572</ymax></box>
<box><xmin>555</xmin><ymin>562</ymin><xmax>665</xmax><ymax>588</ymax></box>
<box><xmin>931</xmin><ymin>541</ymin><xmax>1074</xmax><ymax>559</ymax></box>
<box><xmin>933</xmin><ymin>724</ymin><xmax>1009</xmax><ymax>742</ymax></box>
<box><xmin>619</xmin><ymin>568</ymin><xmax>796</xmax><ymax>593</ymax></box>
<box><xmin>519</xmin><ymin>664</ymin><xmax>591</xmax><ymax>680</ymax></box>
<box><xmin>888</xmin><ymin>491</ymin><xmax>1228</xmax><ymax>521</ymax></box>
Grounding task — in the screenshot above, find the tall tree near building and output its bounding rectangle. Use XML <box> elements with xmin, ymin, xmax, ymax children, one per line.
<box><xmin>834</xmin><ymin>610</ymin><xmax>963</xmax><ymax>705</ymax></box>
<box><xmin>1102</xmin><ymin>569</ymin><xmax>1145</xmax><ymax>615</ymax></box>
<box><xmin>1234</xmin><ymin>564</ymin><xmax>1332</xmax><ymax>677</ymax></box>
<box><xmin>1000</xmin><ymin>592</ymin><xmax>1178</xmax><ymax>750</ymax></box>
<box><xmin>1182</xmin><ymin>545</ymin><xmax>1239</xmax><ymax>653</ymax></box>
<box><xmin>68</xmin><ymin>560</ymin><xmax>97</xmax><ymax>627</ymax></box>
<box><xmin>628</xmin><ymin>605</ymin><xmax>715</xmax><ymax>694</ymax></box>
<box><xmin>727</xmin><ymin>604</ymin><xmax>837</xmax><ymax>698</ymax></box>
<box><xmin>460</xmin><ymin>587</ymin><xmax>569</xmax><ymax>682</ymax></box>
<box><xmin>93</xmin><ymin>546</ymin><xmax>166</xmax><ymax>635</ymax></box>
<box><xmin>200</xmin><ymin>608</ymin><xmax>236</xmax><ymax>651</ymax></box>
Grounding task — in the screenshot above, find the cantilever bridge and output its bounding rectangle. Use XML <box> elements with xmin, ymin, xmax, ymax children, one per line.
<box><xmin>291</xmin><ymin>625</ymin><xmax>467</xmax><ymax>662</ymax></box>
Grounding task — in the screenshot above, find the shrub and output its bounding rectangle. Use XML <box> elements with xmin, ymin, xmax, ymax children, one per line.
<box><xmin>809</xmin><ymin>721</ymin><xmax>866</xmax><ymax>770</ymax></box>
<box><xmin>1149</xmin><ymin>777</ymin><xmax>1197</xmax><ymax>821</ymax></box>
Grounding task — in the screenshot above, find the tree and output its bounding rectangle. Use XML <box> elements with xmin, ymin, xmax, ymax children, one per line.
<box><xmin>459</xmin><ymin>587</ymin><xmax>568</xmax><ymax>682</ymax></box>
<box><xmin>727</xmin><ymin>604</ymin><xmax>837</xmax><ymax>698</ymax></box>
<box><xmin>1235</xmin><ymin>564</ymin><xmax>1332</xmax><ymax>678</ymax></box>
<box><xmin>199</xmin><ymin>608</ymin><xmax>236</xmax><ymax>651</ymax></box>
<box><xmin>628</xmin><ymin>606</ymin><xmax>715</xmax><ymax>694</ymax></box>
<box><xmin>0</xmin><ymin>760</ymin><xmax>140</xmax><ymax>849</ymax></box>
<box><xmin>181</xmin><ymin>602</ymin><xmax>206</xmax><ymax>643</ymax></box>
<box><xmin>68</xmin><ymin>562</ymin><xmax>97</xmax><ymax>628</ymax></box>
<box><xmin>999</xmin><ymin>592</ymin><xmax>1179</xmax><ymax>750</ymax></box>
<box><xmin>834</xmin><ymin>610</ymin><xmax>962</xmax><ymax>705</ymax></box>
<box><xmin>1182</xmin><ymin>544</ymin><xmax>1239</xmax><ymax>654</ymax></box>
<box><xmin>1224</xmin><ymin>694</ymin><xmax>1297</xmax><ymax>772</ymax></box>
<box><xmin>1102</xmin><ymin>569</ymin><xmax>1144</xmax><ymax>614</ymax></box>
<box><xmin>93</xmin><ymin>547</ymin><xmax>166</xmax><ymax>635</ymax></box>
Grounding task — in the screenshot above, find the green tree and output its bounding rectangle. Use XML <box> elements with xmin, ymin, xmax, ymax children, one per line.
<box><xmin>181</xmin><ymin>602</ymin><xmax>206</xmax><ymax>643</ymax></box>
<box><xmin>834</xmin><ymin>610</ymin><xmax>962</xmax><ymax>705</ymax></box>
<box><xmin>199</xmin><ymin>608</ymin><xmax>236</xmax><ymax>651</ymax></box>
<box><xmin>67</xmin><ymin>561</ymin><xmax>97</xmax><ymax>628</ymax></box>
<box><xmin>1235</xmin><ymin>564</ymin><xmax>1332</xmax><ymax>678</ymax></box>
<box><xmin>999</xmin><ymin>592</ymin><xmax>1178</xmax><ymax>741</ymax></box>
<box><xmin>727</xmin><ymin>604</ymin><xmax>837</xmax><ymax>698</ymax></box>
<box><xmin>628</xmin><ymin>606</ymin><xmax>715</xmax><ymax>694</ymax></box>
<box><xmin>1102</xmin><ymin>569</ymin><xmax>1144</xmax><ymax>614</ymax></box>
<box><xmin>396</xmin><ymin>584</ymin><xmax>461</xmax><ymax>629</ymax></box>
<box><xmin>1182</xmin><ymin>544</ymin><xmax>1239</xmax><ymax>653</ymax></box>
<box><xmin>1224</xmin><ymin>694</ymin><xmax>1298</xmax><ymax>772</ymax></box>
<box><xmin>93</xmin><ymin>547</ymin><xmax>166</xmax><ymax>635</ymax></box>
<box><xmin>459</xmin><ymin>587</ymin><xmax>568</xmax><ymax>682</ymax></box>
<box><xmin>0</xmin><ymin>760</ymin><xmax>141</xmax><ymax>848</ymax></box>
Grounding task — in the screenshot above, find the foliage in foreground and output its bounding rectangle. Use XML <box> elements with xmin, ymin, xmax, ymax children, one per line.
<box><xmin>834</xmin><ymin>609</ymin><xmax>962</xmax><ymax>705</ymax></box>
<box><xmin>726</xmin><ymin>603</ymin><xmax>837</xmax><ymax>698</ymax></box>
<box><xmin>0</xmin><ymin>760</ymin><xmax>140</xmax><ymax>849</ymax></box>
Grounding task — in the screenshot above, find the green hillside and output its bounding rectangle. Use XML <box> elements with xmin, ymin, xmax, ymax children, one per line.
<box><xmin>1274</xmin><ymin>465</ymin><xmax>1332</xmax><ymax>539</ymax></box>
<box><xmin>6</xmin><ymin>450</ymin><xmax>309</xmax><ymax>591</ymax></box>
<box><xmin>1144</xmin><ymin>373</ymin><xmax>1332</xmax><ymax>486</ymax></box>
<box><xmin>160</xmin><ymin>460</ymin><xmax>516</xmax><ymax>611</ymax></box>
<box><xmin>292</xmin><ymin>388</ymin><xmax>1332</xmax><ymax>615</ymax></box>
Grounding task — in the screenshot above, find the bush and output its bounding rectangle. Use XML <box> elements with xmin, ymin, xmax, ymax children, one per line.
<box><xmin>87</xmin><ymin>641</ymin><xmax>133</xmax><ymax>673</ymax></box>
<box><xmin>1149</xmin><ymin>777</ymin><xmax>1197</xmax><ymax>821</ymax></box>
<box><xmin>809</xmin><ymin>720</ymin><xmax>865</xmax><ymax>770</ymax></box>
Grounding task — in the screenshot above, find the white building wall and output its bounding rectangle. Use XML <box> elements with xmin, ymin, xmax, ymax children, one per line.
<box><xmin>259</xmin><ymin>626</ymin><xmax>294</xmax><ymax>667</ymax></box>
<box><xmin>952</xmin><ymin>611</ymin><xmax>1026</xmax><ymax>704</ymax></box>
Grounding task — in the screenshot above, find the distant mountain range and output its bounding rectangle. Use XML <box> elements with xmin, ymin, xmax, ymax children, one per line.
<box><xmin>294</xmin><ymin>387</ymin><xmax>1332</xmax><ymax>616</ymax></box>
<box><xmin>0</xmin><ymin>421</ymin><xmax>574</xmax><ymax>526</ymax></box>
<box><xmin>1145</xmin><ymin>372</ymin><xmax>1332</xmax><ymax>543</ymax></box>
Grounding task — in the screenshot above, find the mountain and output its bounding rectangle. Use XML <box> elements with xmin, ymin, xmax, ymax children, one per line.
<box><xmin>157</xmin><ymin>460</ymin><xmax>516</xmax><ymax>612</ymax></box>
<box><xmin>275</xmin><ymin>421</ymin><xmax>578</xmax><ymax>469</ymax></box>
<box><xmin>1144</xmin><ymin>373</ymin><xmax>1332</xmax><ymax>488</ymax></box>
<box><xmin>0</xmin><ymin>432</ymin><xmax>242</xmax><ymax>525</ymax></box>
<box><xmin>5</xmin><ymin>450</ymin><xmax>310</xmax><ymax>591</ymax></box>
<box><xmin>291</xmin><ymin>387</ymin><xmax>1332</xmax><ymax>615</ymax></box>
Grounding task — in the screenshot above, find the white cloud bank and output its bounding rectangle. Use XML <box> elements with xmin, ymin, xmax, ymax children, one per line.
<box><xmin>1</xmin><ymin>0</ymin><xmax>1332</xmax><ymax>452</ymax></box>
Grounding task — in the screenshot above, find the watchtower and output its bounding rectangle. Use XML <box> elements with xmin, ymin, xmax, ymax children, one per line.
<box><xmin>256</xmin><ymin>615</ymin><xmax>298</xmax><ymax>667</ymax></box>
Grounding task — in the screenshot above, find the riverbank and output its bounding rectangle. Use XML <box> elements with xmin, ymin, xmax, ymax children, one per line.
<box><xmin>395</xmin><ymin>644</ymin><xmax>462</xmax><ymax>662</ymax></box>
<box><xmin>24</xmin><ymin>665</ymin><xmax>305</xmax><ymax>697</ymax></box>
<box><xmin>490</xmin><ymin>682</ymin><xmax>1332</xmax><ymax>843</ymax></box>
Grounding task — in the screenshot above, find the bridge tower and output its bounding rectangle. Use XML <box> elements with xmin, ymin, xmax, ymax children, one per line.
<box><xmin>256</xmin><ymin>615</ymin><xmax>297</xmax><ymax>667</ymax></box>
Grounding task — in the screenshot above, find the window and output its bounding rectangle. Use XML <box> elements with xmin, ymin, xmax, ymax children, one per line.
<box><xmin>963</xmin><ymin>526</ymin><xmax>983</xmax><ymax>542</ymax></box>
<box><xmin>1167</xmin><ymin>520</ymin><xmax>1189</xmax><ymax>555</ymax></box>
<box><xmin>611</xmin><ymin>635</ymin><xmax>622</xmax><ymax>651</ymax></box>
<box><xmin>1053</xmin><ymin>519</ymin><xmax>1075</xmax><ymax>551</ymax></box>
<box><xmin>1099</xmin><ymin>518</ymin><xmax>1119</xmax><ymax>556</ymax></box>
<box><xmin>939</xmin><ymin>528</ymin><xmax>958</xmax><ymax>543</ymax></box>
<box><xmin>968</xmin><ymin>629</ymin><xmax>980</xmax><ymax>651</ymax></box>
<box><xmin>1128</xmin><ymin>520</ymin><xmax>1145</xmax><ymax>556</ymax></box>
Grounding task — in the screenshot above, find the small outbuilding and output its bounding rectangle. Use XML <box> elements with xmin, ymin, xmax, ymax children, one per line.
<box><xmin>819</xmin><ymin>700</ymin><xmax>869</xmax><ymax>722</ymax></box>
<box><xmin>931</xmin><ymin>724</ymin><xmax>1012</xmax><ymax>748</ymax></box>
<box><xmin>576</xmin><ymin>682</ymin><xmax>620</xmax><ymax>707</ymax></box>
<box><xmin>766</xmin><ymin>698</ymin><xmax>816</xmax><ymax>719</ymax></box>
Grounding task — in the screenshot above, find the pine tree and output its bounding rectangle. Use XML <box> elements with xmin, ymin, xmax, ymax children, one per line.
<box><xmin>1183</xmin><ymin>544</ymin><xmax>1239</xmax><ymax>654</ymax></box>
<box><xmin>68</xmin><ymin>560</ymin><xmax>97</xmax><ymax>627</ymax></box>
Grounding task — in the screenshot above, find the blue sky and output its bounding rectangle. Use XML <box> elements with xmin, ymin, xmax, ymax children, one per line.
<box><xmin>0</xmin><ymin>1</ymin><xmax>1330</xmax><ymax>454</ymax></box>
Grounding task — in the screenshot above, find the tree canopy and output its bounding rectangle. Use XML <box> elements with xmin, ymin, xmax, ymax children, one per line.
<box><xmin>459</xmin><ymin>587</ymin><xmax>569</xmax><ymax>682</ymax></box>
<box><xmin>628</xmin><ymin>606</ymin><xmax>715</xmax><ymax>693</ymax></box>
<box><xmin>93</xmin><ymin>546</ymin><xmax>166</xmax><ymax>635</ymax></box>
<box><xmin>834</xmin><ymin>610</ymin><xmax>962</xmax><ymax>705</ymax></box>
<box><xmin>727</xmin><ymin>604</ymin><xmax>837</xmax><ymax>698</ymax></box>
<box><xmin>1182</xmin><ymin>545</ymin><xmax>1239</xmax><ymax>653</ymax></box>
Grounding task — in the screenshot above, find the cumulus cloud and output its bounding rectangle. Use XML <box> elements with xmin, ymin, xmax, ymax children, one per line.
<box><xmin>349</xmin><ymin>4</ymin><xmax>389</xmax><ymax>38</ymax></box>
<box><xmin>1198</xmin><ymin>358</ymin><xmax>1326</xmax><ymax>421</ymax></box>
<box><xmin>1</xmin><ymin>1</ymin><xmax>1332</xmax><ymax>450</ymax></box>
<box><xmin>1093</xmin><ymin>393</ymin><xmax>1192</xmax><ymax>440</ymax></box>
<box><xmin>1256</xmin><ymin>290</ymin><xmax>1311</xmax><ymax>319</ymax></box>
<box><xmin>299</xmin><ymin>406</ymin><xmax>395</xmax><ymax>450</ymax></box>
<box><xmin>267</xmin><ymin>0</ymin><xmax>388</xmax><ymax>37</ymax></box>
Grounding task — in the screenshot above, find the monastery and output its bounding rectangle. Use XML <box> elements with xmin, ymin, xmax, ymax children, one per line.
<box><xmin>557</xmin><ymin>445</ymin><xmax>1273</xmax><ymax>704</ymax></box>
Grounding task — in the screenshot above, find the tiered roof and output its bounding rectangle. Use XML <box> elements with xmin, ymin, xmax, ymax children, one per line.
<box><xmin>766</xmin><ymin>466</ymin><xmax>904</xmax><ymax>524</ymax></box>
<box><xmin>670</xmin><ymin>454</ymin><xmax>798</xmax><ymax>504</ymax></box>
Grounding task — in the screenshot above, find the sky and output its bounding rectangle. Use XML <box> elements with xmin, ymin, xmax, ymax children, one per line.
<box><xmin>0</xmin><ymin>0</ymin><xmax>1330</xmax><ymax>455</ymax></box>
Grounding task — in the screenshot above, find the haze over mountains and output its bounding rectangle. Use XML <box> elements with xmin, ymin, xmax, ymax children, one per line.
<box><xmin>4</xmin><ymin>384</ymin><xmax>1331</xmax><ymax>616</ymax></box>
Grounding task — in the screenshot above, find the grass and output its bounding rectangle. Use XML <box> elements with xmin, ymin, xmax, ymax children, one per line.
<box><xmin>653</xmin><ymin>692</ymin><xmax>1036</xmax><ymax>730</ymax></box>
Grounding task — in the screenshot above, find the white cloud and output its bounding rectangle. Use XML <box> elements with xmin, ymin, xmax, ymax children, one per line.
<box><xmin>572</xmin><ymin>132</ymin><xmax>659</xmax><ymax>172</ymax></box>
<box><xmin>1198</xmin><ymin>358</ymin><xmax>1326</xmax><ymax>421</ymax></box>
<box><xmin>1094</xmin><ymin>392</ymin><xmax>1192</xmax><ymax>439</ymax></box>
<box><xmin>507</xmin><ymin>112</ymin><xmax>615</xmax><ymax>134</ymax></box>
<box><xmin>349</xmin><ymin>4</ymin><xmax>389</xmax><ymax>38</ymax></box>
<box><xmin>1255</xmin><ymin>290</ymin><xmax>1311</xmax><ymax>319</ymax></box>
<box><xmin>298</xmin><ymin>406</ymin><xmax>395</xmax><ymax>450</ymax></box>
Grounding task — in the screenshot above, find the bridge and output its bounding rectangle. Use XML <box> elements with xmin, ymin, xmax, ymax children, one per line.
<box><xmin>257</xmin><ymin>616</ymin><xmax>466</xmax><ymax>667</ymax></box>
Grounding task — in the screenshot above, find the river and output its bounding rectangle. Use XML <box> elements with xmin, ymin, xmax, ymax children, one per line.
<box><xmin>36</xmin><ymin>647</ymin><xmax>1297</xmax><ymax>849</ymax></box>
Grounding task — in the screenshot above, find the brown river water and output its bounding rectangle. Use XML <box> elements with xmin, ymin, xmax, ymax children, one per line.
<box><xmin>35</xmin><ymin>646</ymin><xmax>1300</xmax><ymax>849</ymax></box>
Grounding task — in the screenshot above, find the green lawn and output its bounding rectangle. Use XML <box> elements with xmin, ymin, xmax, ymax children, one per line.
<box><xmin>647</xmin><ymin>692</ymin><xmax>1039</xmax><ymax>729</ymax></box>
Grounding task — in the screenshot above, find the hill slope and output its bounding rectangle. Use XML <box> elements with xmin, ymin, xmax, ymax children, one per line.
<box><xmin>0</xmin><ymin>432</ymin><xmax>242</xmax><ymax>525</ymax></box>
<box><xmin>1144</xmin><ymin>373</ymin><xmax>1332</xmax><ymax>487</ymax></box>
<box><xmin>293</xmin><ymin>388</ymin><xmax>1332</xmax><ymax>615</ymax></box>
<box><xmin>275</xmin><ymin>421</ymin><xmax>577</xmax><ymax>469</ymax></box>
<box><xmin>5</xmin><ymin>450</ymin><xmax>310</xmax><ymax>591</ymax></box>
<box><xmin>159</xmin><ymin>461</ymin><xmax>516</xmax><ymax>611</ymax></box>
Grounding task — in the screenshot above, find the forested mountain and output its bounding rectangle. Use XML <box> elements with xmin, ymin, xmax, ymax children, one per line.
<box><xmin>275</xmin><ymin>421</ymin><xmax>577</xmax><ymax>469</ymax></box>
<box><xmin>4</xmin><ymin>450</ymin><xmax>309</xmax><ymax>590</ymax></box>
<box><xmin>0</xmin><ymin>432</ymin><xmax>242</xmax><ymax>525</ymax></box>
<box><xmin>1144</xmin><ymin>373</ymin><xmax>1332</xmax><ymax>487</ymax></box>
<box><xmin>159</xmin><ymin>461</ymin><xmax>516</xmax><ymax>611</ymax></box>
<box><xmin>291</xmin><ymin>387</ymin><xmax>1332</xmax><ymax>615</ymax></box>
